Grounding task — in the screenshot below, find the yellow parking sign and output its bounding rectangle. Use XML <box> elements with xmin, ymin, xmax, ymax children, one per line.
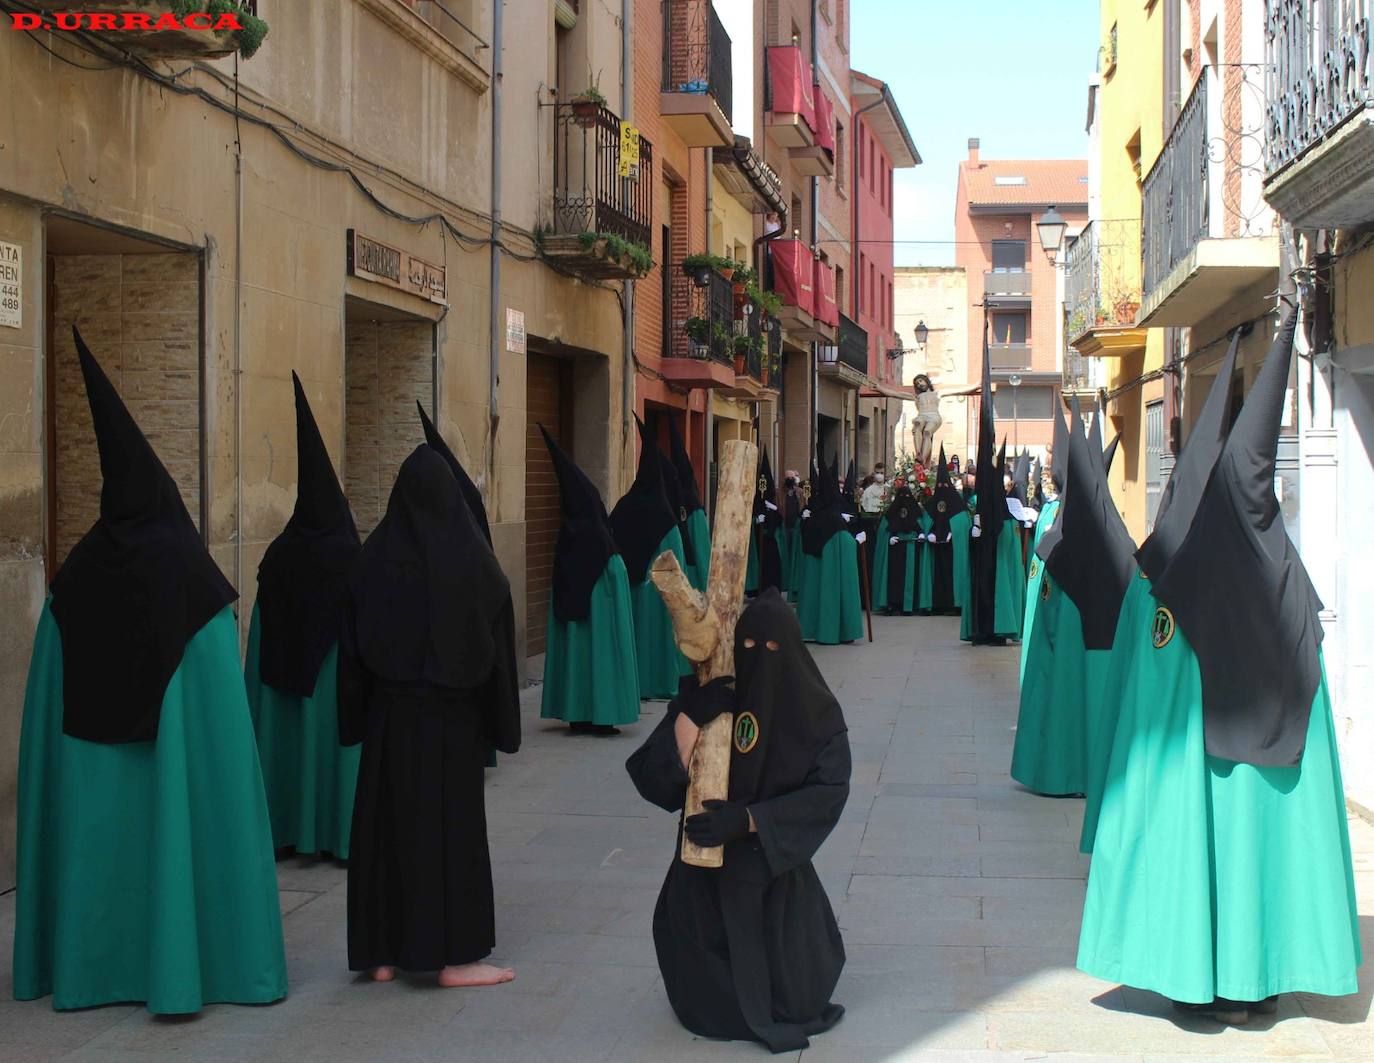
<box><xmin>618</xmin><ymin>121</ymin><xmax>640</xmax><ymax>178</ymax></box>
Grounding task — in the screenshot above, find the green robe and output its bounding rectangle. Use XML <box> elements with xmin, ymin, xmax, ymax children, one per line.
<box><xmin>918</xmin><ymin>510</ymin><xmax>971</xmax><ymax>613</ymax></box>
<box><xmin>245</xmin><ymin>605</ymin><xmax>360</xmax><ymax>859</ymax></box>
<box><xmin>959</xmin><ymin>521</ymin><xmax>1025</xmax><ymax>641</ymax></box>
<box><xmin>683</xmin><ymin>508</ymin><xmax>711</xmax><ymax>592</ymax></box>
<box><xmin>1077</xmin><ymin>585</ymin><xmax>1361</xmax><ymax>1003</ymax></box>
<box><xmin>1020</xmin><ymin>500</ymin><xmax>1060</xmax><ymax>679</ymax></box>
<box><xmin>869</xmin><ymin>516</ymin><xmax>891</xmax><ymax>607</ymax></box>
<box><xmin>629</xmin><ymin>526</ymin><xmax>692</xmax><ymax>699</ymax></box>
<box><xmin>541</xmin><ymin>554</ymin><xmax>641</xmax><ymax>725</ymax></box>
<box><xmin>14</xmin><ymin>604</ymin><xmax>288</xmax><ymax>1013</ymax></box>
<box><xmin>797</xmin><ymin>532</ymin><xmax>865</xmax><ymax>644</ymax></box>
<box><xmin>875</xmin><ymin>515</ymin><xmax>925</xmax><ymax>615</ymax></box>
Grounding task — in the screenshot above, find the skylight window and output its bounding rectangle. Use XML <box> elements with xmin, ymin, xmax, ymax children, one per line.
<box><xmin>994</xmin><ymin>175</ymin><xmax>1026</xmax><ymax>185</ymax></box>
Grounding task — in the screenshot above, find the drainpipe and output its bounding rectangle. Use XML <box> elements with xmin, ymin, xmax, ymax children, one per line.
<box><xmin>488</xmin><ymin>0</ymin><xmax>504</xmax><ymax>507</ymax></box>
<box><xmin>850</xmin><ymin>87</ymin><xmax>887</xmax><ymax>477</ymax></box>
<box><xmin>621</xmin><ymin>0</ymin><xmax>635</xmax><ymax>488</ymax></box>
<box><xmin>704</xmin><ymin>146</ymin><xmax>714</xmax><ymax>519</ymax></box>
<box><xmin>233</xmin><ymin>57</ymin><xmax>245</xmax><ymax>643</ymax></box>
<box><xmin>810</xmin><ymin>0</ymin><xmax>820</xmax><ymax>466</ymax></box>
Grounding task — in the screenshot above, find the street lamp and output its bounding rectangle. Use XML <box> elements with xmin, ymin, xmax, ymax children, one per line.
<box><xmin>1007</xmin><ymin>373</ymin><xmax>1022</xmax><ymax>451</ymax></box>
<box><xmin>914</xmin><ymin>320</ymin><xmax>929</xmax><ymax>348</ymax></box>
<box><xmin>1037</xmin><ymin>206</ymin><xmax>1067</xmax><ymax>263</ymax></box>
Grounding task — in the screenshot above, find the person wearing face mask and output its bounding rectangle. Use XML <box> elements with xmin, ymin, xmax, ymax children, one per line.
<box><xmin>625</xmin><ymin>590</ymin><xmax>851</xmax><ymax>1052</ymax></box>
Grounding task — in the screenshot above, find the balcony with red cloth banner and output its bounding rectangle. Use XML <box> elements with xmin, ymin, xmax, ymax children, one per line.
<box><xmin>791</xmin><ymin>88</ymin><xmax>835</xmax><ymax>177</ymax></box>
<box><xmin>765</xmin><ymin>240</ymin><xmax>835</xmax><ymax>345</ymax></box>
<box><xmin>764</xmin><ymin>46</ymin><xmax>816</xmax><ymax>148</ymax></box>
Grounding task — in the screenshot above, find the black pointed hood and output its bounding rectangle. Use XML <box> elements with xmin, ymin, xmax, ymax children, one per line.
<box><xmin>1036</xmin><ymin>399</ymin><xmax>1079</xmax><ymax>563</ymax></box>
<box><xmin>654</xmin><ymin>431</ymin><xmax>696</xmax><ymax>567</ymax></box>
<box><xmin>927</xmin><ymin>445</ymin><xmax>965</xmax><ymax>540</ymax></box>
<box><xmin>541</xmin><ymin>425</ymin><xmax>618</xmax><ymax>622</ymax></box>
<box><xmin>1050</xmin><ymin>404</ymin><xmax>1070</xmax><ymax>494</ymax></box>
<box><xmin>418</xmin><ymin>402</ymin><xmax>492</xmax><ymax>546</ymax></box>
<box><xmin>609</xmin><ymin>414</ymin><xmax>678</xmax><ymax>583</ymax></box>
<box><xmin>1136</xmin><ymin>330</ymin><xmax>1241</xmax><ymax>581</ymax></box>
<box><xmin>256</xmin><ymin>373</ymin><xmax>362</xmax><ymax>696</ymax></box>
<box><xmin>841</xmin><ymin>457</ymin><xmax>859</xmax><ymax>516</ymax></box>
<box><xmin>1011</xmin><ymin>450</ymin><xmax>1030</xmax><ymax>506</ymax></box>
<box><xmin>885</xmin><ymin>482</ymin><xmax>923</xmax><ymax>534</ymax></box>
<box><xmin>754</xmin><ymin>446</ymin><xmax>780</xmax><ymax>531</ymax></box>
<box><xmin>969</xmin><ymin>333</ymin><xmax>1007</xmax><ymax>641</ymax></box>
<box><xmin>1151</xmin><ymin>310</ymin><xmax>1322</xmax><ymax>767</ymax></box>
<box><xmin>51</xmin><ymin>327</ymin><xmax>237</xmax><ymax>744</ymax></box>
<box><xmin>1042</xmin><ymin>404</ymin><xmax>1137</xmax><ymax>649</ymax></box>
<box><xmin>801</xmin><ymin>452</ymin><xmax>847</xmax><ymax>557</ymax></box>
<box><xmin>1103</xmin><ymin>434</ymin><xmax>1121</xmax><ymax>476</ymax></box>
<box><xmin>666</xmin><ymin>416</ymin><xmax>703</xmax><ymax>514</ymax></box>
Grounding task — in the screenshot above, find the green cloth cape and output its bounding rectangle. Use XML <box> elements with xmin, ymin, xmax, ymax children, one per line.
<box><xmin>14</xmin><ymin>604</ymin><xmax>287</xmax><ymax>1013</ymax></box>
<box><xmin>1011</xmin><ymin>576</ymin><xmax>1090</xmax><ymax>796</ymax></box>
<box><xmin>541</xmin><ymin>554</ymin><xmax>641</xmax><ymax>725</ymax></box>
<box><xmin>628</xmin><ymin>526</ymin><xmax>692</xmax><ymax>698</ymax></box>
<box><xmin>245</xmin><ymin>604</ymin><xmax>360</xmax><ymax>858</ymax></box>
<box><xmin>960</xmin><ymin>520</ymin><xmax>1026</xmax><ymax>641</ymax></box>
<box><xmin>797</xmin><ymin>532</ymin><xmax>865</xmax><ymax>644</ymax></box>
<box><xmin>1077</xmin><ymin>584</ymin><xmax>1361</xmax><ymax>1003</ymax></box>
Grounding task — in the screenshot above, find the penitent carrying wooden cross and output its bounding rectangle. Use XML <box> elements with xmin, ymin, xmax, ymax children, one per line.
<box><xmin>649</xmin><ymin>438</ymin><xmax>758</xmax><ymax>869</ymax></box>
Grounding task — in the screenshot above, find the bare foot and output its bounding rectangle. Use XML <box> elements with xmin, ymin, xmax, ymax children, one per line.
<box><xmin>371</xmin><ymin>966</ymin><xmax>396</xmax><ymax>982</ymax></box>
<box><xmin>437</xmin><ymin>962</ymin><xmax>515</xmax><ymax>987</ymax></box>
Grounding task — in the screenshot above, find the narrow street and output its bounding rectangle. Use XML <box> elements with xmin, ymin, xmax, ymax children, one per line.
<box><xmin>1</xmin><ymin>618</ymin><xmax>1369</xmax><ymax>1062</ymax></box>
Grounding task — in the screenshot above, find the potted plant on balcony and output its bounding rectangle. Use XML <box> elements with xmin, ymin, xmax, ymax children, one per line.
<box><xmin>732</xmin><ymin>333</ymin><xmax>755</xmax><ymax>375</ymax></box>
<box><xmin>682</xmin><ymin>253</ymin><xmax>716</xmax><ymax>288</ymax></box>
<box><xmin>569</xmin><ymin>71</ymin><xmax>606</xmax><ymax>128</ymax></box>
<box><xmin>685</xmin><ymin>316</ymin><xmax>711</xmax><ymax>358</ymax></box>
<box><xmin>712</xmin><ymin>322</ymin><xmax>734</xmax><ymax>362</ymax></box>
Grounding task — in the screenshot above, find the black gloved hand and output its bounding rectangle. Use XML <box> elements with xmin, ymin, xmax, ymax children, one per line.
<box><xmin>674</xmin><ymin>674</ymin><xmax>735</xmax><ymax>728</ymax></box>
<box><xmin>683</xmin><ymin>799</ymin><xmax>750</xmax><ymax>848</ymax></box>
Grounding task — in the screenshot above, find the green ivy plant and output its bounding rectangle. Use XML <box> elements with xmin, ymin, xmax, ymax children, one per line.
<box><xmin>168</xmin><ymin>0</ymin><xmax>269</xmax><ymax>57</ymax></box>
<box><xmin>576</xmin><ymin>230</ymin><xmax>653</xmax><ymax>274</ymax></box>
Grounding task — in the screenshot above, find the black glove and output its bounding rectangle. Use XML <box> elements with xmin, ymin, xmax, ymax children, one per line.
<box><xmin>674</xmin><ymin>674</ymin><xmax>735</xmax><ymax>728</ymax></box>
<box><xmin>683</xmin><ymin>799</ymin><xmax>750</xmax><ymax>848</ymax></box>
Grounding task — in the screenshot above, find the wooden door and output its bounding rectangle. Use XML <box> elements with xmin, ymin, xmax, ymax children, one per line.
<box><xmin>525</xmin><ymin>353</ymin><xmax>571</xmax><ymax>655</ymax></box>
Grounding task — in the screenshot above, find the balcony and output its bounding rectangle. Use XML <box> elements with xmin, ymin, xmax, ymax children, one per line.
<box><xmin>791</xmin><ymin>90</ymin><xmax>836</xmax><ymax>177</ymax></box>
<box><xmin>988</xmin><ymin>343</ymin><xmax>1032</xmax><ymax>371</ymax></box>
<box><xmin>1063</xmin><ymin>346</ymin><xmax>1106</xmax><ymax>397</ymax></box>
<box><xmin>722</xmin><ymin>309</ymin><xmax>781</xmax><ymax>400</ymax></box>
<box><xmin>24</xmin><ymin>0</ymin><xmax>268</xmax><ymax>60</ymax></box>
<box><xmin>819</xmin><ymin>315</ymin><xmax>872</xmax><ymax>386</ymax></box>
<box><xmin>1264</xmin><ymin>1</ymin><xmax>1374</xmax><ymax>229</ymax></box>
<box><xmin>764</xmin><ymin>46</ymin><xmax>817</xmax><ymax>148</ymax></box>
<box><xmin>545</xmin><ymin>104</ymin><xmax>655</xmax><ymax>280</ymax></box>
<box><xmin>766</xmin><ymin>240</ymin><xmax>834</xmax><ymax>344</ymax></box>
<box><xmin>1065</xmin><ymin>219</ymin><xmax>1147</xmax><ymax>358</ymax></box>
<box><xmin>661</xmin><ymin>263</ymin><xmax>738</xmax><ymax>390</ymax></box>
<box><xmin>1138</xmin><ymin>67</ymin><xmax>1278</xmax><ymax>328</ymax></box>
<box><xmin>983</xmin><ymin>269</ymin><xmax>1032</xmax><ymax>304</ymax></box>
<box><xmin>661</xmin><ymin>1</ymin><xmax>733</xmax><ymax>148</ymax></box>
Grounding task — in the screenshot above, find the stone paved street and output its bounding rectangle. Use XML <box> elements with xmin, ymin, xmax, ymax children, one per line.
<box><xmin>1</xmin><ymin>614</ymin><xmax>1371</xmax><ymax>1061</ymax></box>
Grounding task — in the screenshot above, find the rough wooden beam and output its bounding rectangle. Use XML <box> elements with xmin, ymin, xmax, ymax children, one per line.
<box><xmin>651</xmin><ymin>437</ymin><xmax>757</xmax><ymax>869</ymax></box>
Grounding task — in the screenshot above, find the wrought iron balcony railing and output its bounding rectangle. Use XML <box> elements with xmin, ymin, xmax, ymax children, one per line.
<box><xmin>553</xmin><ymin>103</ymin><xmax>654</xmax><ymax>250</ymax></box>
<box><xmin>837</xmin><ymin>314</ymin><xmax>870</xmax><ymax>374</ymax></box>
<box><xmin>1265</xmin><ymin>0</ymin><xmax>1374</xmax><ymax>178</ymax></box>
<box><xmin>670</xmin><ymin>264</ymin><xmax>736</xmax><ymax>365</ymax></box>
<box><xmin>1064</xmin><ymin>219</ymin><xmax>1142</xmax><ymax>340</ymax></box>
<box><xmin>1141</xmin><ymin>71</ymin><xmax>1209</xmax><ymax>298</ymax></box>
<box><xmin>662</xmin><ymin>0</ymin><xmax>733</xmax><ymax>127</ymax></box>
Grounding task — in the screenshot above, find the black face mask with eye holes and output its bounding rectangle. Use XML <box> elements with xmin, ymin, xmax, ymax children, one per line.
<box><xmin>728</xmin><ymin>590</ymin><xmax>847</xmax><ymax>806</ymax></box>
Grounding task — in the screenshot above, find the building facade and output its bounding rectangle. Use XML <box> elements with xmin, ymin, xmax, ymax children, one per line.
<box><xmin>955</xmin><ymin>142</ymin><xmax>1088</xmax><ymax>464</ymax></box>
<box><xmin>892</xmin><ymin>266</ymin><xmax>970</xmax><ymax>462</ymax></box>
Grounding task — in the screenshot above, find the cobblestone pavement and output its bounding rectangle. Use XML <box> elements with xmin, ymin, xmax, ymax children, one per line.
<box><xmin>1</xmin><ymin>613</ymin><xmax>1370</xmax><ymax>1060</ymax></box>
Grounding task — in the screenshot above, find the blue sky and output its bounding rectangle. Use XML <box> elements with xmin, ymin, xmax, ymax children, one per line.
<box><xmin>850</xmin><ymin>0</ymin><xmax>1098</xmax><ymax>265</ymax></box>
<box><xmin>720</xmin><ymin>0</ymin><xmax>1098</xmax><ymax>267</ymax></box>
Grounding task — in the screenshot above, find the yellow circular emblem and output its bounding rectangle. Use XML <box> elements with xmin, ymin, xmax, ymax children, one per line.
<box><xmin>936</xmin><ymin>500</ymin><xmax>948</xmax><ymax>513</ymax></box>
<box><xmin>1138</xmin><ymin>568</ymin><xmax>1149</xmax><ymax>580</ymax></box>
<box><xmin>1151</xmin><ymin>606</ymin><xmax>1175</xmax><ymax>649</ymax></box>
<box><xmin>1040</xmin><ymin>575</ymin><xmax>1052</xmax><ymax>602</ymax></box>
<box><xmin>733</xmin><ymin>711</ymin><xmax>760</xmax><ymax>754</ymax></box>
<box><xmin>1029</xmin><ymin>558</ymin><xmax>1039</xmax><ymax>579</ymax></box>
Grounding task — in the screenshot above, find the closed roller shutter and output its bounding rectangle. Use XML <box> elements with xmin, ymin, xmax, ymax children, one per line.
<box><xmin>525</xmin><ymin>353</ymin><xmax>570</xmax><ymax>656</ymax></box>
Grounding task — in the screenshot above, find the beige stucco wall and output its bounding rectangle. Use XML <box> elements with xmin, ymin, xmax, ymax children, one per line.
<box><xmin>893</xmin><ymin>266</ymin><xmax>969</xmax><ymax>461</ymax></box>
<box><xmin>0</xmin><ymin>0</ymin><xmax>631</xmax><ymax>887</ymax></box>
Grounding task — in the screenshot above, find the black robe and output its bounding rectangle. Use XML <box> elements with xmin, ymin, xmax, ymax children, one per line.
<box><xmin>626</xmin><ymin>591</ymin><xmax>850</xmax><ymax>1052</ymax></box>
<box><xmin>752</xmin><ymin>448</ymin><xmax>783</xmax><ymax>593</ymax></box>
<box><xmin>340</xmin><ymin>445</ymin><xmax>520</xmax><ymax>972</ymax></box>
<box><xmin>884</xmin><ymin>488</ymin><xmax>923</xmax><ymax>615</ymax></box>
<box><xmin>924</xmin><ymin>448</ymin><xmax>964</xmax><ymax>614</ymax></box>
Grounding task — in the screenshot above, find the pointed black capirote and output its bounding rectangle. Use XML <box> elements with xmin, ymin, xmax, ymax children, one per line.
<box><xmin>609</xmin><ymin>414</ymin><xmax>678</xmax><ymax>583</ymax></box>
<box><xmin>540</xmin><ymin>425</ymin><xmax>619</xmax><ymax>622</ymax></box>
<box><xmin>1152</xmin><ymin>310</ymin><xmax>1322</xmax><ymax>766</ymax></box>
<box><xmin>256</xmin><ymin>373</ymin><xmax>362</xmax><ymax>696</ymax></box>
<box><xmin>653</xmin><ymin>426</ymin><xmax>695</xmax><ymax>567</ymax></box>
<box><xmin>1102</xmin><ymin>434</ymin><xmax>1121</xmax><ymax>476</ymax></box>
<box><xmin>51</xmin><ymin>327</ymin><xmax>237</xmax><ymax>744</ymax></box>
<box><xmin>1050</xmin><ymin>403</ymin><xmax>1070</xmax><ymax>493</ymax></box>
<box><xmin>927</xmin><ymin>444</ymin><xmax>965</xmax><ymax>540</ymax></box>
<box><xmin>666</xmin><ymin>416</ymin><xmax>704</xmax><ymax>514</ymax></box>
<box><xmin>418</xmin><ymin>401</ymin><xmax>492</xmax><ymax>546</ymax></box>
<box><xmin>1036</xmin><ymin>400</ymin><xmax>1078</xmax><ymax>563</ymax></box>
<box><xmin>841</xmin><ymin>457</ymin><xmax>858</xmax><ymax>516</ymax></box>
<box><xmin>755</xmin><ymin>446</ymin><xmax>780</xmax><ymax>530</ymax></box>
<box><xmin>1136</xmin><ymin>330</ymin><xmax>1241</xmax><ymax>581</ymax></box>
<box><xmin>969</xmin><ymin>331</ymin><xmax>1008</xmax><ymax>642</ymax></box>
<box><xmin>801</xmin><ymin>451</ymin><xmax>847</xmax><ymax>557</ymax></box>
<box><xmin>1010</xmin><ymin>450</ymin><xmax>1030</xmax><ymax>507</ymax></box>
<box><xmin>1042</xmin><ymin>406</ymin><xmax>1136</xmax><ymax>650</ymax></box>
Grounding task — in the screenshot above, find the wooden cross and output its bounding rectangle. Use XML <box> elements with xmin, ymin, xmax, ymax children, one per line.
<box><xmin>650</xmin><ymin>437</ymin><xmax>758</xmax><ymax>869</ymax></box>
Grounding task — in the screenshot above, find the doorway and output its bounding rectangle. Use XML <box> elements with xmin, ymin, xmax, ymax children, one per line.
<box><xmin>525</xmin><ymin>352</ymin><xmax>574</xmax><ymax>656</ymax></box>
<box><xmin>344</xmin><ymin>295</ymin><xmax>436</xmax><ymax>537</ymax></box>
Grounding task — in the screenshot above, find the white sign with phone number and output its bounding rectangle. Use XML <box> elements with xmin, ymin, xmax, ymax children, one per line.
<box><xmin>0</xmin><ymin>241</ymin><xmax>20</xmax><ymax>329</ymax></box>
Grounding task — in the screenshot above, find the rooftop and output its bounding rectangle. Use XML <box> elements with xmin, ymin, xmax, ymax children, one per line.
<box><xmin>961</xmin><ymin>142</ymin><xmax>1087</xmax><ymax>209</ymax></box>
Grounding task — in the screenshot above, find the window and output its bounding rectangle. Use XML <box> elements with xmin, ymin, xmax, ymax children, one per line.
<box><xmin>868</xmin><ymin>261</ymin><xmax>876</xmax><ymax>315</ymax></box>
<box><xmin>856</xmin><ymin>252</ymin><xmax>864</xmax><ymax>312</ymax></box>
<box><xmin>887</xmin><ymin>167</ymin><xmax>894</xmax><ymax>217</ymax></box>
<box><xmin>888</xmin><ymin>278</ymin><xmax>894</xmax><ymax>329</ymax></box>
<box><xmin>993</xmin><ymin>175</ymin><xmax>1027</xmax><ymax>185</ymax></box>
<box><xmin>857</xmin><ymin>127</ymin><xmax>864</xmax><ymax>180</ymax></box>
<box><xmin>836</xmin><ymin>264</ymin><xmax>846</xmax><ymax>315</ymax></box>
<box><xmin>993</xmin><ymin>384</ymin><xmax>1055</xmax><ymax>420</ymax></box>
<box><xmin>991</xmin><ymin>240</ymin><xmax>1027</xmax><ymax>272</ymax></box>
<box><xmin>836</xmin><ymin>121</ymin><xmax>847</xmax><ymax>196</ymax></box>
<box><xmin>868</xmin><ymin>139</ymin><xmax>875</xmax><ymax>192</ymax></box>
<box><xmin>990</xmin><ymin>311</ymin><xmax>1028</xmax><ymax>344</ymax></box>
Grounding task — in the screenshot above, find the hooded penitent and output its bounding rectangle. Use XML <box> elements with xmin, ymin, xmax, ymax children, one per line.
<box><xmin>927</xmin><ymin>446</ymin><xmax>965</xmax><ymax>542</ymax></box>
<box><xmin>801</xmin><ymin>454</ymin><xmax>848</xmax><ymax>557</ymax></box>
<box><xmin>610</xmin><ymin>415</ymin><xmax>679</xmax><ymax>584</ymax></box>
<box><xmin>1042</xmin><ymin>403</ymin><xmax>1136</xmax><ymax>650</ymax></box>
<box><xmin>1150</xmin><ymin>311</ymin><xmax>1322</xmax><ymax>767</ymax></box>
<box><xmin>541</xmin><ymin>425</ymin><xmax>618</xmax><ymax>623</ymax></box>
<box><xmin>348</xmin><ymin>445</ymin><xmax>513</xmax><ymax>697</ymax></box>
<box><xmin>1102</xmin><ymin>434</ymin><xmax>1121</xmax><ymax>476</ymax></box>
<box><xmin>418</xmin><ymin>402</ymin><xmax>491</xmax><ymax>546</ymax></box>
<box><xmin>51</xmin><ymin>327</ymin><xmax>238</xmax><ymax>744</ymax></box>
<box><xmin>841</xmin><ymin>458</ymin><xmax>859</xmax><ymax>517</ymax></box>
<box><xmin>968</xmin><ymin>333</ymin><xmax>1008</xmax><ymax>640</ymax></box>
<box><xmin>751</xmin><ymin>447</ymin><xmax>783</xmax><ymax>591</ymax></box>
<box><xmin>883</xmin><ymin>484</ymin><xmax>923</xmax><ymax>612</ymax></box>
<box><xmin>667</xmin><ymin>416</ymin><xmax>704</xmax><ymax>516</ymax></box>
<box><xmin>256</xmin><ymin>374</ymin><xmax>361</xmax><ymax>697</ymax></box>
